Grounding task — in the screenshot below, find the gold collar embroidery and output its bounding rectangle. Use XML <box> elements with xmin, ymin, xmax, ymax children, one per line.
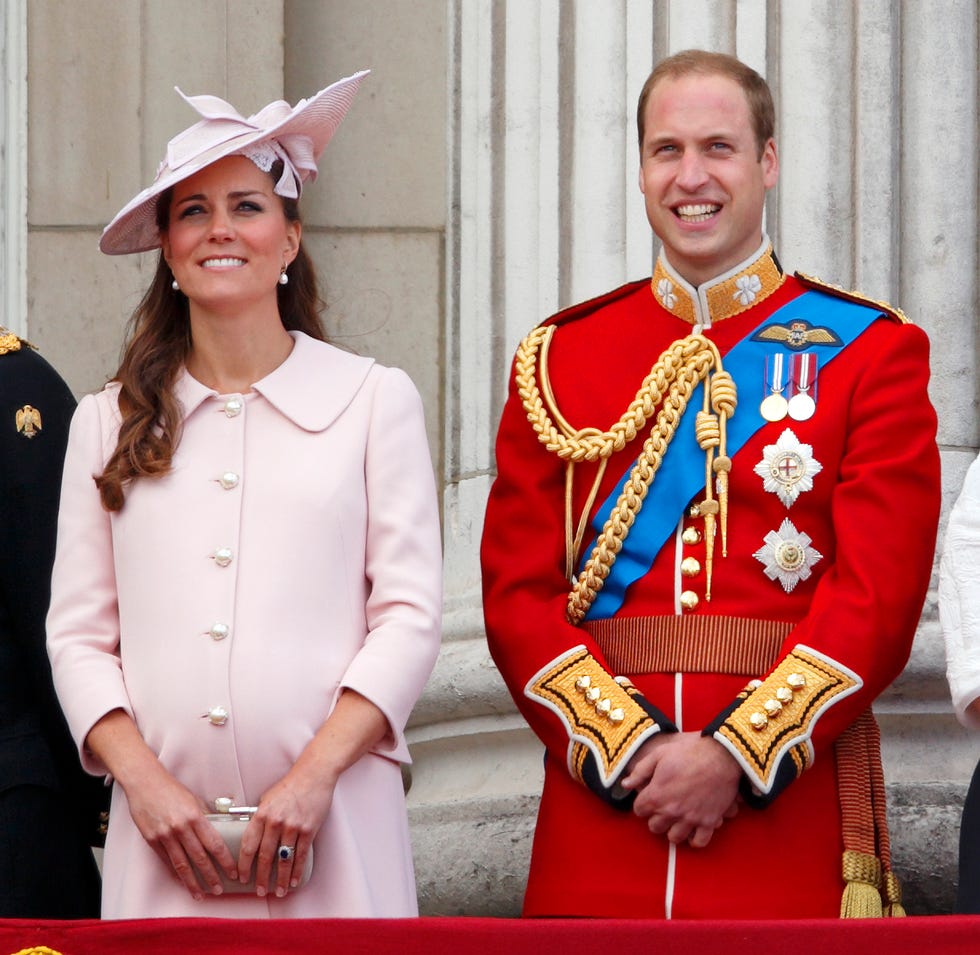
<box><xmin>651</xmin><ymin>242</ymin><xmax>785</xmax><ymax>328</ymax></box>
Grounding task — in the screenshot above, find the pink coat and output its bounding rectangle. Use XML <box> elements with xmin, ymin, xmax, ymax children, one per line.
<box><xmin>47</xmin><ymin>332</ymin><xmax>443</xmax><ymax>919</ymax></box>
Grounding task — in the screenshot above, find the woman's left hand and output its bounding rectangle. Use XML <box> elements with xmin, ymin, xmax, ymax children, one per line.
<box><xmin>236</xmin><ymin>688</ymin><xmax>391</xmax><ymax>897</ymax></box>
<box><xmin>238</xmin><ymin>766</ymin><xmax>335</xmax><ymax>898</ymax></box>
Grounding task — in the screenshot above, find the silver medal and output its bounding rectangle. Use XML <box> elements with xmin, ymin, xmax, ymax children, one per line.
<box><xmin>787</xmin><ymin>354</ymin><xmax>817</xmax><ymax>421</ymax></box>
<box><xmin>787</xmin><ymin>392</ymin><xmax>815</xmax><ymax>420</ymax></box>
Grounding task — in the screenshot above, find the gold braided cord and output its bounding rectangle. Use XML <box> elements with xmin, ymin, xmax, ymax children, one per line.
<box><xmin>515</xmin><ymin>325</ymin><xmax>736</xmax><ymax>623</ymax></box>
<box><xmin>517</xmin><ymin>325</ymin><xmax>714</xmax><ymax>462</ymax></box>
<box><xmin>564</xmin><ymin>457</ymin><xmax>609</xmax><ymax>581</ymax></box>
<box><xmin>567</xmin><ymin>354</ymin><xmax>733</xmax><ymax>624</ymax></box>
<box><xmin>525</xmin><ymin>323</ymin><xmax>664</xmax><ymax>580</ymax></box>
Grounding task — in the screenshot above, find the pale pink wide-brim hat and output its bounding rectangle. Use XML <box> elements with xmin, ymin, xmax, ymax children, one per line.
<box><xmin>100</xmin><ymin>70</ymin><xmax>369</xmax><ymax>255</ymax></box>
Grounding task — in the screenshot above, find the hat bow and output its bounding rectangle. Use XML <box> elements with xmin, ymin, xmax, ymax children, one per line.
<box><xmin>165</xmin><ymin>90</ymin><xmax>316</xmax><ymax>198</ymax></box>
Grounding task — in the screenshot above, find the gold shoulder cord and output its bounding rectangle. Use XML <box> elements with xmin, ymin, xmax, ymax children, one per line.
<box><xmin>796</xmin><ymin>272</ymin><xmax>911</xmax><ymax>325</ymax></box>
<box><xmin>0</xmin><ymin>330</ymin><xmax>24</xmax><ymax>355</ymax></box>
<box><xmin>515</xmin><ymin>325</ymin><xmax>736</xmax><ymax>625</ymax></box>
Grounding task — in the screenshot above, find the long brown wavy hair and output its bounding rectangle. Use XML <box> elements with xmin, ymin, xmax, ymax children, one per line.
<box><xmin>95</xmin><ymin>162</ymin><xmax>327</xmax><ymax>511</ymax></box>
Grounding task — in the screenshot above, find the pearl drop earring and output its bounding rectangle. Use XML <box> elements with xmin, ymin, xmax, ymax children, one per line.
<box><xmin>278</xmin><ymin>268</ymin><xmax>289</xmax><ymax>286</ymax></box>
<box><xmin>171</xmin><ymin>279</ymin><xmax>180</xmax><ymax>291</ymax></box>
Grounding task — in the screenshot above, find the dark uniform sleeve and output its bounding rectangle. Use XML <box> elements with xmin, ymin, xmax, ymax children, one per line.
<box><xmin>0</xmin><ymin>342</ymin><xmax>109</xmax><ymax>845</ymax></box>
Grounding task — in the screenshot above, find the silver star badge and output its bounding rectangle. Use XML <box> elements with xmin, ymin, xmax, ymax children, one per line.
<box><xmin>753</xmin><ymin>518</ymin><xmax>823</xmax><ymax>593</ymax></box>
<box><xmin>753</xmin><ymin>428</ymin><xmax>822</xmax><ymax>508</ymax></box>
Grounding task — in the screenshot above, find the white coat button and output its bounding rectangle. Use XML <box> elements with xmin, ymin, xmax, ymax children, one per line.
<box><xmin>213</xmin><ymin>547</ymin><xmax>233</xmax><ymax>567</ymax></box>
<box><xmin>223</xmin><ymin>397</ymin><xmax>243</xmax><ymax>418</ymax></box>
<box><xmin>207</xmin><ymin>706</ymin><xmax>229</xmax><ymax>726</ymax></box>
<box><xmin>218</xmin><ymin>471</ymin><xmax>240</xmax><ymax>490</ymax></box>
<box><xmin>209</xmin><ymin>622</ymin><xmax>230</xmax><ymax>641</ymax></box>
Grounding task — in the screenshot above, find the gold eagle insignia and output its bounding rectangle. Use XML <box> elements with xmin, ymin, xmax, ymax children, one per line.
<box><xmin>752</xmin><ymin>320</ymin><xmax>843</xmax><ymax>350</ymax></box>
<box><xmin>16</xmin><ymin>404</ymin><xmax>42</xmax><ymax>438</ymax></box>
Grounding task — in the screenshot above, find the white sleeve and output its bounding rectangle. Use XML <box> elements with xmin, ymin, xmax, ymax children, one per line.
<box><xmin>46</xmin><ymin>393</ymin><xmax>133</xmax><ymax>774</ymax></box>
<box><xmin>940</xmin><ymin>452</ymin><xmax>980</xmax><ymax>728</ymax></box>
<box><xmin>338</xmin><ymin>366</ymin><xmax>443</xmax><ymax>760</ymax></box>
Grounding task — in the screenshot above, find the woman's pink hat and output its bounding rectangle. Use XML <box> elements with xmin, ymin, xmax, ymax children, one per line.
<box><xmin>100</xmin><ymin>70</ymin><xmax>369</xmax><ymax>255</ymax></box>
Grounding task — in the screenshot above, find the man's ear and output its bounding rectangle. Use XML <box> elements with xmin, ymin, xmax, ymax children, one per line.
<box><xmin>761</xmin><ymin>138</ymin><xmax>779</xmax><ymax>190</ymax></box>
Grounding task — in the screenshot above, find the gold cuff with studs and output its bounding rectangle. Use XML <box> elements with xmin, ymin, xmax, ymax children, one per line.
<box><xmin>712</xmin><ymin>645</ymin><xmax>861</xmax><ymax>794</ymax></box>
<box><xmin>525</xmin><ymin>645</ymin><xmax>659</xmax><ymax>786</ymax></box>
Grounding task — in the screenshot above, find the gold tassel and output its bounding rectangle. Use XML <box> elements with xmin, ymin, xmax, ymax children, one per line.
<box><xmin>698</xmin><ymin>498</ymin><xmax>719</xmax><ymax>600</ymax></box>
<box><xmin>882</xmin><ymin>869</ymin><xmax>906</xmax><ymax>917</ymax></box>
<box><xmin>713</xmin><ymin>454</ymin><xmax>731</xmax><ymax>556</ymax></box>
<box><xmin>840</xmin><ymin>850</ymin><xmax>883</xmax><ymax>918</ymax></box>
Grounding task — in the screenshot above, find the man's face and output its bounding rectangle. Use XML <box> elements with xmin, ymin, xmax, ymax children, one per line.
<box><xmin>638</xmin><ymin>72</ymin><xmax>778</xmax><ymax>288</ymax></box>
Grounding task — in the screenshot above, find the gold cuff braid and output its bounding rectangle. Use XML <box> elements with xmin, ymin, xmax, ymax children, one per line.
<box><xmin>525</xmin><ymin>645</ymin><xmax>658</xmax><ymax>786</ymax></box>
<box><xmin>714</xmin><ymin>646</ymin><xmax>860</xmax><ymax>793</ymax></box>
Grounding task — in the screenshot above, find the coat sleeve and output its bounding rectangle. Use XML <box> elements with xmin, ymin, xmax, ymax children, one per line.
<box><xmin>46</xmin><ymin>392</ymin><xmax>134</xmax><ymax>776</ymax></box>
<box><xmin>703</xmin><ymin>320</ymin><xmax>941</xmax><ymax>802</ymax></box>
<box><xmin>940</xmin><ymin>453</ymin><xmax>980</xmax><ymax>728</ymax></box>
<box><xmin>338</xmin><ymin>366</ymin><xmax>443</xmax><ymax>762</ymax></box>
<box><xmin>0</xmin><ymin>349</ymin><xmax>75</xmax><ymax>716</ymax></box>
<box><xmin>481</xmin><ymin>351</ymin><xmax>676</xmax><ymax>808</ymax></box>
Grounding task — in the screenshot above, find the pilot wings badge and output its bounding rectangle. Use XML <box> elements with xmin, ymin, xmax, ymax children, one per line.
<box><xmin>16</xmin><ymin>404</ymin><xmax>42</xmax><ymax>438</ymax></box>
<box><xmin>751</xmin><ymin>319</ymin><xmax>842</xmax><ymax>350</ymax></box>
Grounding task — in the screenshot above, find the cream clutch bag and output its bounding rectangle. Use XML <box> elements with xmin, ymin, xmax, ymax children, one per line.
<box><xmin>202</xmin><ymin>810</ymin><xmax>314</xmax><ymax>894</ymax></box>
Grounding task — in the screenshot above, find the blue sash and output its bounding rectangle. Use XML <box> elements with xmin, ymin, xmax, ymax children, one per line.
<box><xmin>582</xmin><ymin>289</ymin><xmax>883</xmax><ymax>621</ymax></box>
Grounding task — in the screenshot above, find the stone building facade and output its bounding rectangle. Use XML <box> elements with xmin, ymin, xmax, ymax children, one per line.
<box><xmin>6</xmin><ymin>0</ymin><xmax>978</xmax><ymax>916</ymax></box>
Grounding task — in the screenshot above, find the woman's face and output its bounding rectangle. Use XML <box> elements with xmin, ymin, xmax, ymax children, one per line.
<box><xmin>161</xmin><ymin>155</ymin><xmax>301</xmax><ymax>316</ymax></box>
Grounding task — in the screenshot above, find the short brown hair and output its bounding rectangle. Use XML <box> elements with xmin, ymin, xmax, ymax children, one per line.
<box><xmin>636</xmin><ymin>49</ymin><xmax>775</xmax><ymax>158</ymax></box>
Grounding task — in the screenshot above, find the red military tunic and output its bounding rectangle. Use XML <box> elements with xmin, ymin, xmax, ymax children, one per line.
<box><xmin>481</xmin><ymin>243</ymin><xmax>940</xmax><ymax>919</ymax></box>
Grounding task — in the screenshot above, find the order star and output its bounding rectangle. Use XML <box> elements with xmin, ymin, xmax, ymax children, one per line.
<box><xmin>753</xmin><ymin>428</ymin><xmax>823</xmax><ymax>508</ymax></box>
<box><xmin>753</xmin><ymin>517</ymin><xmax>823</xmax><ymax>593</ymax></box>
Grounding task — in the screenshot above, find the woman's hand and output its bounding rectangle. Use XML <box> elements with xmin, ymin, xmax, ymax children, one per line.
<box><xmin>84</xmin><ymin>709</ymin><xmax>238</xmax><ymax>900</ymax></box>
<box><xmin>124</xmin><ymin>764</ymin><xmax>238</xmax><ymax>898</ymax></box>
<box><xmin>237</xmin><ymin>766</ymin><xmax>336</xmax><ymax>898</ymax></box>
<box><xmin>237</xmin><ymin>688</ymin><xmax>391</xmax><ymax>897</ymax></box>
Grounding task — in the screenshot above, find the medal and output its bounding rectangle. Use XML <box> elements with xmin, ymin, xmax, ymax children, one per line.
<box><xmin>760</xmin><ymin>353</ymin><xmax>788</xmax><ymax>422</ymax></box>
<box><xmin>787</xmin><ymin>353</ymin><xmax>817</xmax><ymax>421</ymax></box>
<box><xmin>753</xmin><ymin>518</ymin><xmax>823</xmax><ymax>593</ymax></box>
<box><xmin>753</xmin><ymin>428</ymin><xmax>823</xmax><ymax>508</ymax></box>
